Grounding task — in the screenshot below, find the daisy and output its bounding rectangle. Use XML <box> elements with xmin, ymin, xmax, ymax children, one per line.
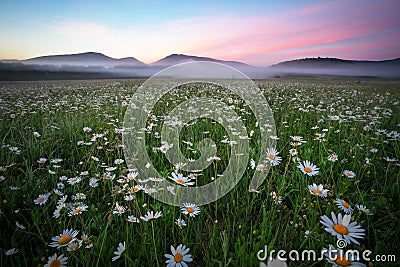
<box><xmin>114</xmin><ymin>159</ymin><xmax>124</xmax><ymax>165</ymax></box>
<box><xmin>343</xmin><ymin>170</ymin><xmax>356</xmax><ymax>178</ymax></box>
<box><xmin>5</xmin><ymin>248</ymin><xmax>18</xmax><ymax>256</ymax></box>
<box><xmin>175</xmin><ymin>218</ymin><xmax>187</xmax><ymax>228</ymax></box>
<box><xmin>68</xmin><ymin>203</ymin><xmax>88</xmax><ymax>216</ymax></box>
<box><xmin>113</xmin><ymin>202</ymin><xmax>126</xmax><ymax>216</ymax></box>
<box><xmin>320</xmin><ymin>212</ymin><xmax>365</xmax><ymax>245</ymax></box>
<box><xmin>127</xmin><ymin>215</ymin><xmax>140</xmax><ymax>223</ymax></box>
<box><xmin>336</xmin><ymin>198</ymin><xmax>354</xmax><ymax>215</ymax></box>
<box><xmin>89</xmin><ymin>177</ymin><xmax>99</xmax><ymax>188</ymax></box>
<box><xmin>250</xmin><ymin>158</ymin><xmax>256</xmax><ymax>169</ymax></box>
<box><xmin>51</xmin><ymin>158</ymin><xmax>63</xmax><ymax>164</ymax></box>
<box><xmin>15</xmin><ymin>221</ymin><xmax>26</xmax><ymax>230</ymax></box>
<box><xmin>59</xmin><ymin>175</ymin><xmax>68</xmax><ymax>181</ymax></box>
<box><xmin>355</xmin><ymin>204</ymin><xmax>373</xmax><ymax>216</ymax></box>
<box><xmin>67</xmin><ymin>177</ymin><xmax>81</xmax><ymax>185</ymax></box>
<box><xmin>49</xmin><ymin>229</ymin><xmax>79</xmax><ymax>248</ymax></box>
<box><xmin>53</xmin><ymin>189</ymin><xmax>63</xmax><ymax>196</ymax></box>
<box><xmin>323</xmin><ymin>244</ymin><xmax>366</xmax><ymax>267</ymax></box>
<box><xmin>44</xmin><ymin>253</ymin><xmax>68</xmax><ymax>267</ymax></box>
<box><xmin>80</xmin><ymin>171</ymin><xmax>89</xmax><ymax>176</ymax></box>
<box><xmin>124</xmin><ymin>193</ymin><xmax>135</xmax><ymax>201</ymax></box>
<box><xmin>327</xmin><ymin>153</ymin><xmax>339</xmax><ymax>162</ymax></box>
<box><xmin>83</xmin><ymin>127</ymin><xmax>92</xmax><ymax>132</ymax></box>
<box><xmin>140</xmin><ymin>210</ymin><xmax>163</xmax><ymax>221</ymax></box>
<box><xmin>181</xmin><ymin>203</ymin><xmax>201</xmax><ymax>217</ymax></box>
<box><xmin>34</xmin><ymin>194</ymin><xmax>49</xmax><ymax>205</ymax></box>
<box><xmin>290</xmin><ymin>136</ymin><xmax>307</xmax><ymax>144</ymax></box>
<box><xmin>103</xmin><ymin>172</ymin><xmax>115</xmax><ymax>180</ymax></box>
<box><xmin>165</xmin><ymin>244</ymin><xmax>193</xmax><ymax>267</ymax></box>
<box><xmin>37</xmin><ymin>158</ymin><xmax>47</xmax><ymax>164</ymax></box>
<box><xmin>53</xmin><ymin>203</ymin><xmax>64</xmax><ymax>218</ymax></box>
<box><xmin>80</xmin><ymin>233</ymin><xmax>92</xmax><ymax>248</ymax></box>
<box><xmin>170</xmin><ymin>172</ymin><xmax>194</xmax><ymax>186</ymax></box>
<box><xmin>33</xmin><ymin>131</ymin><xmax>41</xmax><ymax>137</ymax></box>
<box><xmin>288</xmin><ymin>148</ymin><xmax>297</xmax><ymax>156</ymax></box>
<box><xmin>112</xmin><ymin>241</ymin><xmax>126</xmax><ymax>262</ymax></box>
<box><xmin>57</xmin><ymin>182</ymin><xmax>65</xmax><ymax>190</ymax></box>
<box><xmin>273</xmin><ymin>196</ymin><xmax>282</xmax><ymax>205</ymax></box>
<box><xmin>67</xmin><ymin>241</ymin><xmax>82</xmax><ymax>252</ymax></box>
<box><xmin>308</xmin><ymin>183</ymin><xmax>329</xmax><ymax>198</ymax></box>
<box><xmin>297</xmin><ymin>160</ymin><xmax>319</xmax><ymax>176</ymax></box>
<box><xmin>256</xmin><ymin>164</ymin><xmax>266</xmax><ymax>172</ymax></box>
<box><xmin>265</xmin><ymin>147</ymin><xmax>282</xmax><ymax>166</ymax></box>
<box><xmin>129</xmin><ymin>185</ymin><xmax>143</xmax><ymax>193</ymax></box>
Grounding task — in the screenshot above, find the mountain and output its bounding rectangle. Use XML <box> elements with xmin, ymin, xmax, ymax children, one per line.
<box><xmin>270</xmin><ymin>57</ymin><xmax>400</xmax><ymax>77</ymax></box>
<box><xmin>23</xmin><ymin>52</ymin><xmax>145</xmax><ymax>67</ymax></box>
<box><xmin>152</xmin><ymin>54</ymin><xmax>251</xmax><ymax>68</ymax></box>
<box><xmin>1</xmin><ymin>53</ymin><xmax>399</xmax><ymax>80</ymax></box>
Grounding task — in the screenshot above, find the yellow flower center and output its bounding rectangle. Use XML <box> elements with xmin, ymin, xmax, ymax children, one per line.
<box><xmin>50</xmin><ymin>259</ymin><xmax>61</xmax><ymax>267</ymax></box>
<box><xmin>334</xmin><ymin>255</ymin><xmax>351</xmax><ymax>266</ymax></box>
<box><xmin>187</xmin><ymin>207</ymin><xmax>194</xmax><ymax>213</ymax></box>
<box><xmin>83</xmin><ymin>237</ymin><xmax>89</xmax><ymax>243</ymax></box>
<box><xmin>58</xmin><ymin>235</ymin><xmax>72</xmax><ymax>245</ymax></box>
<box><xmin>346</xmin><ymin>172</ymin><xmax>352</xmax><ymax>177</ymax></box>
<box><xmin>304</xmin><ymin>167</ymin><xmax>312</xmax><ymax>173</ymax></box>
<box><xmin>38</xmin><ymin>197</ymin><xmax>45</xmax><ymax>202</ymax></box>
<box><xmin>312</xmin><ymin>189</ymin><xmax>322</xmax><ymax>195</ymax></box>
<box><xmin>268</xmin><ymin>154</ymin><xmax>275</xmax><ymax>160</ymax></box>
<box><xmin>69</xmin><ymin>244</ymin><xmax>78</xmax><ymax>250</ymax></box>
<box><xmin>71</xmin><ymin>178</ymin><xmax>77</xmax><ymax>182</ymax></box>
<box><xmin>342</xmin><ymin>201</ymin><xmax>350</xmax><ymax>208</ymax></box>
<box><xmin>176</xmin><ymin>179</ymin><xmax>185</xmax><ymax>184</ymax></box>
<box><xmin>333</xmin><ymin>224</ymin><xmax>348</xmax><ymax>235</ymax></box>
<box><xmin>74</xmin><ymin>208</ymin><xmax>82</xmax><ymax>214</ymax></box>
<box><xmin>174</xmin><ymin>253</ymin><xmax>183</xmax><ymax>263</ymax></box>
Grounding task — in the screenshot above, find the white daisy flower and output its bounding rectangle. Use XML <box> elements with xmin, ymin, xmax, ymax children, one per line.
<box><xmin>308</xmin><ymin>183</ymin><xmax>329</xmax><ymax>198</ymax></box>
<box><xmin>181</xmin><ymin>203</ymin><xmax>201</xmax><ymax>217</ymax></box>
<box><xmin>343</xmin><ymin>170</ymin><xmax>356</xmax><ymax>178</ymax></box>
<box><xmin>265</xmin><ymin>147</ymin><xmax>282</xmax><ymax>166</ymax></box>
<box><xmin>336</xmin><ymin>198</ymin><xmax>354</xmax><ymax>215</ymax></box>
<box><xmin>44</xmin><ymin>253</ymin><xmax>68</xmax><ymax>267</ymax></box>
<box><xmin>297</xmin><ymin>160</ymin><xmax>319</xmax><ymax>176</ymax></box>
<box><xmin>112</xmin><ymin>241</ymin><xmax>126</xmax><ymax>262</ymax></box>
<box><xmin>320</xmin><ymin>212</ymin><xmax>365</xmax><ymax>245</ymax></box>
<box><xmin>140</xmin><ymin>210</ymin><xmax>163</xmax><ymax>221</ymax></box>
<box><xmin>165</xmin><ymin>244</ymin><xmax>193</xmax><ymax>267</ymax></box>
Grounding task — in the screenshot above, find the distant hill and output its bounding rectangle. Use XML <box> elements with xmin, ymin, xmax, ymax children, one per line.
<box><xmin>152</xmin><ymin>54</ymin><xmax>251</xmax><ymax>68</ymax></box>
<box><xmin>270</xmin><ymin>57</ymin><xmax>400</xmax><ymax>77</ymax></box>
<box><xmin>1</xmin><ymin>53</ymin><xmax>399</xmax><ymax>80</ymax></box>
<box><xmin>23</xmin><ymin>52</ymin><xmax>145</xmax><ymax>67</ymax></box>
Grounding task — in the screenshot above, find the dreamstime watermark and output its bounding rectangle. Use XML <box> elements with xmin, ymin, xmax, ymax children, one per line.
<box><xmin>257</xmin><ymin>239</ymin><xmax>396</xmax><ymax>264</ymax></box>
<box><xmin>122</xmin><ymin>61</ymin><xmax>276</xmax><ymax>206</ymax></box>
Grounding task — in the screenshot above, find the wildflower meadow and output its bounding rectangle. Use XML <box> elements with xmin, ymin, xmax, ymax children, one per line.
<box><xmin>0</xmin><ymin>78</ymin><xmax>399</xmax><ymax>266</ymax></box>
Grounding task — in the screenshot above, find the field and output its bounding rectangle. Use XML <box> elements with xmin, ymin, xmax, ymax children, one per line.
<box><xmin>0</xmin><ymin>78</ymin><xmax>399</xmax><ymax>266</ymax></box>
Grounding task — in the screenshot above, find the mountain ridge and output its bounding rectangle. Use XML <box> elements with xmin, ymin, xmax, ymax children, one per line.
<box><xmin>1</xmin><ymin>52</ymin><xmax>399</xmax><ymax>80</ymax></box>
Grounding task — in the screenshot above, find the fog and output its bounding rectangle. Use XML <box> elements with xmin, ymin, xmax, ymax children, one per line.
<box><xmin>0</xmin><ymin>59</ymin><xmax>399</xmax><ymax>81</ymax></box>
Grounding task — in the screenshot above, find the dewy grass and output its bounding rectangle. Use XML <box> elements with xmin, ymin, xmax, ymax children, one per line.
<box><xmin>0</xmin><ymin>79</ymin><xmax>399</xmax><ymax>266</ymax></box>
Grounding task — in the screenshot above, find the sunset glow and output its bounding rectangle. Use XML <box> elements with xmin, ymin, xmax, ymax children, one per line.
<box><xmin>0</xmin><ymin>0</ymin><xmax>398</xmax><ymax>66</ymax></box>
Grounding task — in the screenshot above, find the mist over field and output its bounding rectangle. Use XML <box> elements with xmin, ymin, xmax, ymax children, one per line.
<box><xmin>1</xmin><ymin>52</ymin><xmax>399</xmax><ymax>80</ymax></box>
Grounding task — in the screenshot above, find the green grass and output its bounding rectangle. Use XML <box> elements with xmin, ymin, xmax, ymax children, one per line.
<box><xmin>0</xmin><ymin>79</ymin><xmax>399</xmax><ymax>266</ymax></box>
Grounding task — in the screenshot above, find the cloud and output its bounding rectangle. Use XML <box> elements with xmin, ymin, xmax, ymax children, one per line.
<box><xmin>44</xmin><ymin>0</ymin><xmax>400</xmax><ymax>65</ymax></box>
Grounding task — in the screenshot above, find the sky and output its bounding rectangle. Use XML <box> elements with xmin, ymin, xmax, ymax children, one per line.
<box><xmin>0</xmin><ymin>0</ymin><xmax>399</xmax><ymax>66</ymax></box>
